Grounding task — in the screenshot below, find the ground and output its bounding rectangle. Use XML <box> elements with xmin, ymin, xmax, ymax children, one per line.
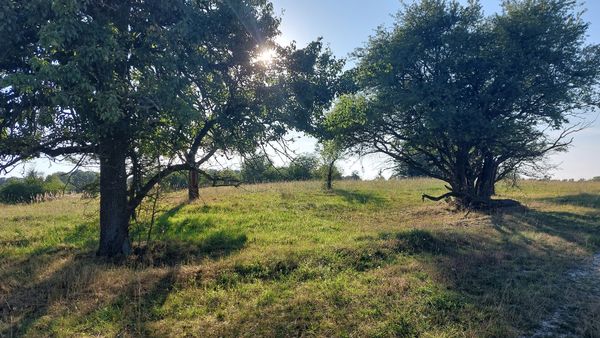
<box><xmin>1</xmin><ymin>179</ymin><xmax>599</xmax><ymax>337</ymax></box>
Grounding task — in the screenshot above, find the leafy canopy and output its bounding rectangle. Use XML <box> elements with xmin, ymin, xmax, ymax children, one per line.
<box><xmin>329</xmin><ymin>0</ymin><xmax>600</xmax><ymax>206</ymax></box>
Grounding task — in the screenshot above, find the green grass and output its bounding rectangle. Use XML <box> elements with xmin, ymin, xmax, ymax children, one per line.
<box><xmin>1</xmin><ymin>179</ymin><xmax>599</xmax><ymax>337</ymax></box>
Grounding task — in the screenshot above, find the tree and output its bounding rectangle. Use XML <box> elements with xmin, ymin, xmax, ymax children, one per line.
<box><xmin>330</xmin><ymin>0</ymin><xmax>600</xmax><ymax>209</ymax></box>
<box><xmin>181</xmin><ymin>38</ymin><xmax>344</xmax><ymax>200</ymax></box>
<box><xmin>0</xmin><ymin>0</ymin><xmax>342</xmax><ymax>257</ymax></box>
<box><xmin>240</xmin><ymin>154</ymin><xmax>284</xmax><ymax>183</ymax></box>
<box><xmin>286</xmin><ymin>154</ymin><xmax>319</xmax><ymax>181</ymax></box>
<box><xmin>67</xmin><ymin>170</ymin><xmax>100</xmax><ymax>193</ymax></box>
<box><xmin>316</xmin><ymin>140</ymin><xmax>345</xmax><ymax>190</ymax></box>
<box><xmin>343</xmin><ymin>170</ymin><xmax>362</xmax><ymax>181</ymax></box>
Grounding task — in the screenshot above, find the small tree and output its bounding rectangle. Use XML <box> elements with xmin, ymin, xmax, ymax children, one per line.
<box><xmin>317</xmin><ymin>140</ymin><xmax>345</xmax><ymax>190</ymax></box>
<box><xmin>330</xmin><ymin>0</ymin><xmax>600</xmax><ymax>209</ymax></box>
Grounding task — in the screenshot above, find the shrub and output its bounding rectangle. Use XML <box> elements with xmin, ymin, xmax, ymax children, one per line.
<box><xmin>0</xmin><ymin>179</ymin><xmax>46</xmax><ymax>204</ymax></box>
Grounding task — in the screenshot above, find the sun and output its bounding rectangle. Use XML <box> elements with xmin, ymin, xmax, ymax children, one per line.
<box><xmin>255</xmin><ymin>48</ymin><xmax>277</xmax><ymax>65</ymax></box>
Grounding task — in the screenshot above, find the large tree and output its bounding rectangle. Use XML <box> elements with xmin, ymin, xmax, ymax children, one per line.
<box><xmin>329</xmin><ymin>0</ymin><xmax>600</xmax><ymax>208</ymax></box>
<box><xmin>0</xmin><ymin>0</ymin><xmax>341</xmax><ymax>257</ymax></box>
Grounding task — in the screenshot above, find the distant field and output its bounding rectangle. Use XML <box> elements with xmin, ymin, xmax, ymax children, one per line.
<box><xmin>1</xmin><ymin>179</ymin><xmax>599</xmax><ymax>337</ymax></box>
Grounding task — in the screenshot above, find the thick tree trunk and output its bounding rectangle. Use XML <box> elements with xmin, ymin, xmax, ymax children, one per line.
<box><xmin>97</xmin><ymin>138</ymin><xmax>131</xmax><ymax>257</ymax></box>
<box><xmin>188</xmin><ymin>169</ymin><xmax>200</xmax><ymax>201</ymax></box>
<box><xmin>425</xmin><ymin>153</ymin><xmax>511</xmax><ymax>210</ymax></box>
<box><xmin>446</xmin><ymin>151</ymin><xmax>498</xmax><ymax>209</ymax></box>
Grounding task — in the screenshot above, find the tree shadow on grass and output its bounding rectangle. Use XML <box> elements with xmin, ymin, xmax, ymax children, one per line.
<box><xmin>332</xmin><ymin>189</ymin><xmax>387</xmax><ymax>206</ymax></box>
<box><xmin>0</xmin><ymin>203</ymin><xmax>247</xmax><ymax>337</ymax></box>
<box><xmin>140</xmin><ymin>229</ymin><xmax>247</xmax><ymax>266</ymax></box>
<box><xmin>540</xmin><ymin>193</ymin><xmax>600</xmax><ymax>210</ymax></box>
<box><xmin>435</xmin><ymin>203</ymin><xmax>599</xmax><ymax>336</ymax></box>
<box><xmin>357</xmin><ymin>198</ymin><xmax>600</xmax><ymax>336</ymax></box>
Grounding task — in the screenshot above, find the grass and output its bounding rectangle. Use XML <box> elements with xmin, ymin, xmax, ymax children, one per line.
<box><xmin>1</xmin><ymin>179</ymin><xmax>599</xmax><ymax>337</ymax></box>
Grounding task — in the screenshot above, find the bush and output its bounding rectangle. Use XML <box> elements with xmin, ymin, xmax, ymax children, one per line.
<box><xmin>68</xmin><ymin>170</ymin><xmax>100</xmax><ymax>192</ymax></box>
<box><xmin>44</xmin><ymin>175</ymin><xmax>66</xmax><ymax>197</ymax></box>
<box><xmin>0</xmin><ymin>170</ymin><xmax>73</xmax><ymax>204</ymax></box>
<box><xmin>285</xmin><ymin>154</ymin><xmax>319</xmax><ymax>181</ymax></box>
<box><xmin>315</xmin><ymin>164</ymin><xmax>342</xmax><ymax>181</ymax></box>
<box><xmin>162</xmin><ymin>171</ymin><xmax>188</xmax><ymax>191</ymax></box>
<box><xmin>0</xmin><ymin>179</ymin><xmax>46</xmax><ymax>204</ymax></box>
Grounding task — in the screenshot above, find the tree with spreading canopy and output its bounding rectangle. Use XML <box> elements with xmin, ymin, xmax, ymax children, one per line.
<box><xmin>328</xmin><ymin>0</ymin><xmax>600</xmax><ymax>209</ymax></box>
<box><xmin>0</xmin><ymin>0</ymin><xmax>343</xmax><ymax>257</ymax></box>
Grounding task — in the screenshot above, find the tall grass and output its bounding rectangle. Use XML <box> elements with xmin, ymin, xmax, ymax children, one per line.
<box><xmin>1</xmin><ymin>179</ymin><xmax>599</xmax><ymax>337</ymax></box>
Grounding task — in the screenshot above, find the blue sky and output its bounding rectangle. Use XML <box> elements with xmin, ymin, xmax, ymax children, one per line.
<box><xmin>271</xmin><ymin>0</ymin><xmax>600</xmax><ymax>179</ymax></box>
<box><xmin>8</xmin><ymin>0</ymin><xmax>600</xmax><ymax>179</ymax></box>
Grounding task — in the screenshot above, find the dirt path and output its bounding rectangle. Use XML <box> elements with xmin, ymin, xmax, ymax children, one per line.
<box><xmin>527</xmin><ymin>253</ymin><xmax>600</xmax><ymax>338</ymax></box>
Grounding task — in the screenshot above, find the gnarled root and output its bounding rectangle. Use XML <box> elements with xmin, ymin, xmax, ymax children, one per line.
<box><xmin>422</xmin><ymin>192</ymin><xmax>458</xmax><ymax>202</ymax></box>
<box><xmin>422</xmin><ymin>192</ymin><xmax>521</xmax><ymax>211</ymax></box>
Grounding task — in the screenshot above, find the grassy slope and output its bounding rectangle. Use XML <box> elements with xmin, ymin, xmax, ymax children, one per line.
<box><xmin>1</xmin><ymin>179</ymin><xmax>599</xmax><ymax>337</ymax></box>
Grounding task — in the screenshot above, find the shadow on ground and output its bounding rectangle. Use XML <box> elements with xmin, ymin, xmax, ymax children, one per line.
<box><xmin>541</xmin><ymin>193</ymin><xmax>600</xmax><ymax>210</ymax></box>
<box><xmin>332</xmin><ymin>189</ymin><xmax>387</xmax><ymax>206</ymax></box>
<box><xmin>416</xmin><ymin>197</ymin><xmax>600</xmax><ymax>336</ymax></box>
<box><xmin>0</xmin><ymin>202</ymin><xmax>247</xmax><ymax>336</ymax></box>
<box><xmin>343</xmin><ymin>194</ymin><xmax>600</xmax><ymax>336</ymax></box>
<box><xmin>2</xmin><ymin>193</ymin><xmax>599</xmax><ymax>337</ymax></box>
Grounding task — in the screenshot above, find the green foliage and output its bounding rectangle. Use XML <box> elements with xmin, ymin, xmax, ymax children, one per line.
<box><xmin>391</xmin><ymin>153</ymin><xmax>438</xmax><ymax>179</ymax></box>
<box><xmin>43</xmin><ymin>175</ymin><xmax>65</xmax><ymax>196</ymax></box>
<box><xmin>0</xmin><ymin>0</ymin><xmax>345</xmax><ymax>255</ymax></box>
<box><xmin>0</xmin><ymin>171</ymin><xmax>55</xmax><ymax>204</ymax></box>
<box><xmin>67</xmin><ymin>171</ymin><xmax>99</xmax><ymax>193</ymax></box>
<box><xmin>315</xmin><ymin>140</ymin><xmax>346</xmax><ymax>189</ymax></box>
<box><xmin>315</xmin><ymin>164</ymin><xmax>342</xmax><ymax>180</ymax></box>
<box><xmin>334</xmin><ymin>0</ymin><xmax>600</xmax><ymax>205</ymax></box>
<box><xmin>0</xmin><ymin>169</ymin><xmax>103</xmax><ymax>203</ymax></box>
<box><xmin>0</xmin><ymin>179</ymin><xmax>45</xmax><ymax>204</ymax></box>
<box><xmin>343</xmin><ymin>170</ymin><xmax>362</xmax><ymax>181</ymax></box>
<box><xmin>286</xmin><ymin>154</ymin><xmax>320</xmax><ymax>181</ymax></box>
<box><xmin>241</xmin><ymin>153</ymin><xmax>321</xmax><ymax>183</ymax></box>
<box><xmin>161</xmin><ymin>172</ymin><xmax>188</xmax><ymax>192</ymax></box>
<box><xmin>241</xmin><ymin>154</ymin><xmax>283</xmax><ymax>183</ymax></box>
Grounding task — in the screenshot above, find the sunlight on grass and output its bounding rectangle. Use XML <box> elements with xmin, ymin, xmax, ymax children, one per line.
<box><xmin>1</xmin><ymin>179</ymin><xmax>599</xmax><ymax>337</ymax></box>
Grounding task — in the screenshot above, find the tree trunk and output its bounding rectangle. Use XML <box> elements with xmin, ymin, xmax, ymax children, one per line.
<box><xmin>326</xmin><ymin>161</ymin><xmax>334</xmax><ymax>190</ymax></box>
<box><xmin>475</xmin><ymin>155</ymin><xmax>497</xmax><ymax>202</ymax></box>
<box><xmin>97</xmin><ymin>138</ymin><xmax>131</xmax><ymax>257</ymax></box>
<box><xmin>188</xmin><ymin>169</ymin><xmax>200</xmax><ymax>201</ymax></box>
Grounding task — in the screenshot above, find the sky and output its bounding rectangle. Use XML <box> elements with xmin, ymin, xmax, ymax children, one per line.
<box><xmin>7</xmin><ymin>0</ymin><xmax>600</xmax><ymax>180</ymax></box>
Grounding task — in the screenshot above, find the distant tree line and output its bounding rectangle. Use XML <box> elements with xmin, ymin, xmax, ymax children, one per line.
<box><xmin>0</xmin><ymin>170</ymin><xmax>99</xmax><ymax>204</ymax></box>
<box><xmin>160</xmin><ymin>153</ymin><xmax>360</xmax><ymax>191</ymax></box>
<box><xmin>0</xmin><ymin>159</ymin><xmax>362</xmax><ymax>204</ymax></box>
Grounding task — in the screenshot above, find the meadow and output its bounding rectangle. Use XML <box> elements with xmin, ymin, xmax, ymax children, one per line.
<box><xmin>1</xmin><ymin>179</ymin><xmax>599</xmax><ymax>337</ymax></box>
